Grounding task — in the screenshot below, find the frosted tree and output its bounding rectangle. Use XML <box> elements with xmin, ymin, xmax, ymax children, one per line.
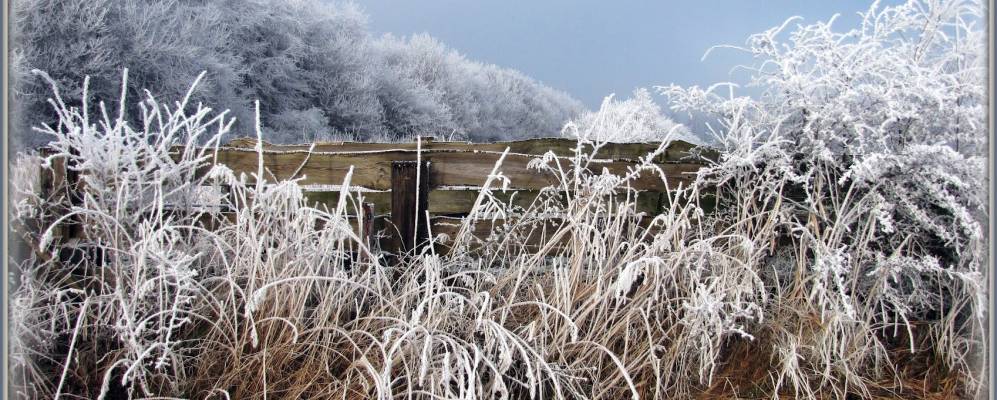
<box><xmin>664</xmin><ymin>0</ymin><xmax>986</xmax><ymax>261</ymax></box>
<box><xmin>11</xmin><ymin>0</ymin><xmax>586</xmax><ymax>145</ymax></box>
<box><xmin>227</xmin><ymin>0</ymin><xmax>387</xmax><ymax>139</ymax></box>
<box><xmin>662</xmin><ymin>0</ymin><xmax>987</xmax><ymax>395</ymax></box>
<box><xmin>372</xmin><ymin>33</ymin><xmax>586</xmax><ymax>142</ymax></box>
<box><xmin>11</xmin><ymin>0</ymin><xmax>246</xmax><ymax>149</ymax></box>
<box><xmin>565</xmin><ymin>88</ymin><xmax>698</xmax><ymax>144</ymax></box>
<box><xmin>370</xmin><ymin>34</ymin><xmax>459</xmax><ymax>139</ymax></box>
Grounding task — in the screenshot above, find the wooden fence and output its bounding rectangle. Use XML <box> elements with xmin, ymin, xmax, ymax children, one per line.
<box><xmin>39</xmin><ymin>137</ymin><xmax>711</xmax><ymax>255</ymax></box>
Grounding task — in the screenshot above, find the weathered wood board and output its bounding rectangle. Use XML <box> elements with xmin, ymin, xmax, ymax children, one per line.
<box><xmin>304</xmin><ymin>189</ymin><xmax>666</xmax><ymax>217</ymax></box>
<box><xmin>223</xmin><ymin>136</ymin><xmax>713</xmax><ymax>164</ymax></box>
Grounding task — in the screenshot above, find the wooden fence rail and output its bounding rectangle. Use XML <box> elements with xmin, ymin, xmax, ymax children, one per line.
<box><xmin>39</xmin><ymin>137</ymin><xmax>711</xmax><ymax>255</ymax></box>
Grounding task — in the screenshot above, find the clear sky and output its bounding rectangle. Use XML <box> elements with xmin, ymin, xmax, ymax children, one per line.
<box><xmin>354</xmin><ymin>0</ymin><xmax>905</xmax><ymax>110</ymax></box>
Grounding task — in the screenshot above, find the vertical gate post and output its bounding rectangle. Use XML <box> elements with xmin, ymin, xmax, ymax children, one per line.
<box><xmin>64</xmin><ymin>148</ymin><xmax>84</xmax><ymax>239</ymax></box>
<box><xmin>391</xmin><ymin>161</ymin><xmax>429</xmax><ymax>253</ymax></box>
<box><xmin>360</xmin><ymin>202</ymin><xmax>375</xmax><ymax>263</ymax></box>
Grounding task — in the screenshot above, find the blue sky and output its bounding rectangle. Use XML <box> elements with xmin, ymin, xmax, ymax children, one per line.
<box><xmin>355</xmin><ymin>0</ymin><xmax>904</xmax><ymax>110</ymax></box>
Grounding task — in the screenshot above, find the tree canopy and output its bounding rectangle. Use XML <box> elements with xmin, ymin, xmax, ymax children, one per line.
<box><xmin>11</xmin><ymin>0</ymin><xmax>586</xmax><ymax>149</ymax></box>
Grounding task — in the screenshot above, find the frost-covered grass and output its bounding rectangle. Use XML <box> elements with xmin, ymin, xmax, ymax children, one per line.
<box><xmin>9</xmin><ymin>1</ymin><xmax>986</xmax><ymax>399</ymax></box>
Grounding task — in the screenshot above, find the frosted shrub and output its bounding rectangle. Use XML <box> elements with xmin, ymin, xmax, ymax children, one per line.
<box><xmin>565</xmin><ymin>88</ymin><xmax>699</xmax><ymax>144</ymax></box>
<box><xmin>663</xmin><ymin>0</ymin><xmax>987</xmax><ymax>397</ymax></box>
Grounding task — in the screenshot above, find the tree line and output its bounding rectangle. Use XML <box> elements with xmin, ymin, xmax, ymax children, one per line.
<box><xmin>11</xmin><ymin>0</ymin><xmax>586</xmax><ymax>149</ymax></box>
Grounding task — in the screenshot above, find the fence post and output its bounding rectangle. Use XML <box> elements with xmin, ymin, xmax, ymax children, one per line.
<box><xmin>64</xmin><ymin>148</ymin><xmax>84</xmax><ymax>239</ymax></box>
<box><xmin>360</xmin><ymin>202</ymin><xmax>375</xmax><ymax>262</ymax></box>
<box><xmin>37</xmin><ymin>152</ymin><xmax>82</xmax><ymax>241</ymax></box>
<box><xmin>391</xmin><ymin>161</ymin><xmax>429</xmax><ymax>253</ymax></box>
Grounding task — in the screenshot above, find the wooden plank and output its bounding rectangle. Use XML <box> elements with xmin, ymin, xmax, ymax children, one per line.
<box><xmin>302</xmin><ymin>188</ymin><xmax>665</xmax><ymax>217</ymax></box>
<box><xmin>39</xmin><ymin>153</ymin><xmax>77</xmax><ymax>240</ymax></box>
<box><xmin>428</xmin><ymin>216</ymin><xmax>564</xmax><ymax>254</ymax></box>
<box><xmin>205</xmin><ymin>148</ymin><xmax>702</xmax><ymax>191</ymax></box>
<box><xmin>425</xmin><ymin>189</ymin><xmax>664</xmax><ymax>216</ymax></box>
<box><xmin>303</xmin><ymin>191</ymin><xmax>392</xmax><ymax>215</ymax></box>
<box><xmin>359</xmin><ymin>202</ymin><xmax>375</xmax><ymax>263</ymax></box>
<box><xmin>427</xmin><ymin>214</ymin><xmax>667</xmax><ymax>255</ymax></box>
<box><xmin>427</xmin><ymin>150</ymin><xmax>701</xmax><ymax>191</ymax></box>
<box><xmin>221</xmin><ymin>137</ymin><xmax>710</xmax><ymax>163</ymax></box>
